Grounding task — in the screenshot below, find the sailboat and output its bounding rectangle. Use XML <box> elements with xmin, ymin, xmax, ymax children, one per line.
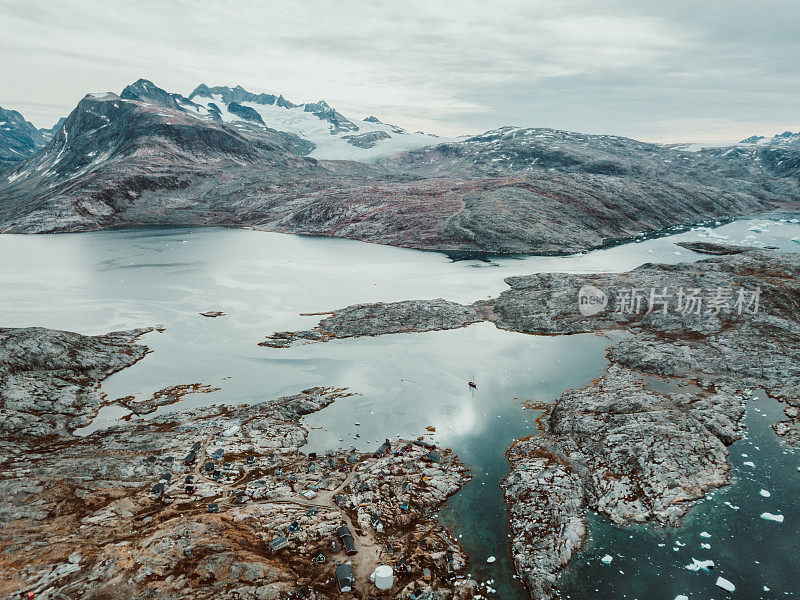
<box><xmin>468</xmin><ymin>370</ymin><xmax>477</xmax><ymax>389</ymax></box>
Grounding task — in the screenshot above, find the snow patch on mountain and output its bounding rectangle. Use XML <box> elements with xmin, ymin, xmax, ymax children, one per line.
<box><xmin>187</xmin><ymin>86</ymin><xmax>441</xmax><ymax>161</ymax></box>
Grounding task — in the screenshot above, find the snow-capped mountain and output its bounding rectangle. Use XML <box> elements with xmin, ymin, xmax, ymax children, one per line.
<box><xmin>0</xmin><ymin>106</ymin><xmax>60</xmax><ymax>169</ymax></box>
<box><xmin>112</xmin><ymin>79</ymin><xmax>440</xmax><ymax>161</ymax></box>
<box><xmin>740</xmin><ymin>130</ymin><xmax>800</xmax><ymax>147</ymax></box>
<box><xmin>183</xmin><ymin>83</ymin><xmax>440</xmax><ymax>161</ymax></box>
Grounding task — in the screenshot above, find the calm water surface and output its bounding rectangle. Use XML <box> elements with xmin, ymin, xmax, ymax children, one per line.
<box><xmin>1</xmin><ymin>218</ymin><xmax>798</xmax><ymax>599</ymax></box>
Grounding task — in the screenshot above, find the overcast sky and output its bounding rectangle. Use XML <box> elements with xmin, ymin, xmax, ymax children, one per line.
<box><xmin>2</xmin><ymin>0</ymin><xmax>799</xmax><ymax>142</ymax></box>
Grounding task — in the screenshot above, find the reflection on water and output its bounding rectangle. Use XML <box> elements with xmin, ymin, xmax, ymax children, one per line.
<box><xmin>1</xmin><ymin>217</ymin><xmax>799</xmax><ymax>599</ymax></box>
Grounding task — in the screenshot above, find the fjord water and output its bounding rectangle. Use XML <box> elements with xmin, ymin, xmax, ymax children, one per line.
<box><xmin>1</xmin><ymin>218</ymin><xmax>799</xmax><ymax>599</ymax></box>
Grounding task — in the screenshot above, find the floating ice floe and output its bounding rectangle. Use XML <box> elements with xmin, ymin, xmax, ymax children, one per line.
<box><xmin>486</xmin><ymin>556</ymin><xmax>496</xmax><ymax>563</ymax></box>
<box><xmin>759</xmin><ymin>489</ymin><xmax>771</xmax><ymax>497</ymax></box>
<box><xmin>600</xmin><ymin>554</ymin><xmax>613</xmax><ymax>564</ymax></box>
<box><xmin>743</xmin><ymin>461</ymin><xmax>755</xmax><ymax>467</ymax></box>
<box><xmin>700</xmin><ymin>531</ymin><xmax>712</xmax><ymax>538</ymax></box>
<box><xmin>685</xmin><ymin>558</ymin><xmax>715</xmax><ymax>571</ymax></box>
<box><xmin>701</xmin><ymin>543</ymin><xmax>711</xmax><ymax>549</ymax></box>
<box><xmin>716</xmin><ymin>577</ymin><xmax>736</xmax><ymax>592</ymax></box>
<box><xmin>760</xmin><ymin>512</ymin><xmax>784</xmax><ymax>522</ymax></box>
<box><xmin>695</xmin><ymin>226</ymin><xmax>730</xmax><ymax>240</ymax></box>
<box><xmin>675</xmin><ymin>596</ymin><xmax>689</xmax><ymax>600</ymax></box>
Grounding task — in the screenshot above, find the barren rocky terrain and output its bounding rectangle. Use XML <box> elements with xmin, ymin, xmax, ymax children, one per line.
<box><xmin>0</xmin><ymin>328</ymin><xmax>480</xmax><ymax>600</ymax></box>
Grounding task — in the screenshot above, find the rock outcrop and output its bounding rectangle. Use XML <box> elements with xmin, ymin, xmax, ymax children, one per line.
<box><xmin>0</xmin><ymin>326</ymin><xmax>153</xmax><ymax>438</ymax></box>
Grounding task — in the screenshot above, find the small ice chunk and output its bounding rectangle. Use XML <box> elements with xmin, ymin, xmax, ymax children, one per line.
<box><xmin>486</xmin><ymin>556</ymin><xmax>496</xmax><ymax>563</ymax></box>
<box><xmin>700</xmin><ymin>531</ymin><xmax>712</xmax><ymax>538</ymax></box>
<box><xmin>685</xmin><ymin>558</ymin><xmax>714</xmax><ymax>571</ymax></box>
<box><xmin>675</xmin><ymin>596</ymin><xmax>689</xmax><ymax>600</ymax></box>
<box><xmin>760</xmin><ymin>512</ymin><xmax>784</xmax><ymax>522</ymax></box>
<box><xmin>600</xmin><ymin>554</ymin><xmax>613</xmax><ymax>564</ymax></box>
<box><xmin>701</xmin><ymin>543</ymin><xmax>711</xmax><ymax>549</ymax></box>
<box><xmin>716</xmin><ymin>576</ymin><xmax>736</xmax><ymax>592</ymax></box>
<box><xmin>759</xmin><ymin>489</ymin><xmax>771</xmax><ymax>497</ymax></box>
<box><xmin>743</xmin><ymin>461</ymin><xmax>755</xmax><ymax>467</ymax></box>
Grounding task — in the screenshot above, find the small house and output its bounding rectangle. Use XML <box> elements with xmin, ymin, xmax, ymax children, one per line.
<box><xmin>341</xmin><ymin>535</ymin><xmax>357</xmax><ymax>556</ymax></box>
<box><xmin>337</xmin><ymin>526</ymin><xmax>357</xmax><ymax>555</ymax></box>
<box><xmin>370</xmin><ymin>513</ymin><xmax>384</xmax><ymax>532</ymax></box>
<box><xmin>269</xmin><ymin>536</ymin><xmax>289</xmax><ymax>552</ymax></box>
<box><xmin>374</xmin><ymin>439</ymin><xmax>391</xmax><ymax>458</ymax></box>
<box><xmin>290</xmin><ymin>586</ymin><xmax>311</xmax><ymax>600</ymax></box>
<box><xmin>423</xmin><ymin>451</ymin><xmax>442</xmax><ymax>463</ymax></box>
<box><xmin>335</xmin><ymin>563</ymin><xmax>356</xmax><ymax>593</ymax></box>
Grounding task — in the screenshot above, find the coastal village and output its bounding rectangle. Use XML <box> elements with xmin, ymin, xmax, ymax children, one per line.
<box><xmin>0</xmin><ymin>374</ymin><xmax>481</xmax><ymax>600</ymax></box>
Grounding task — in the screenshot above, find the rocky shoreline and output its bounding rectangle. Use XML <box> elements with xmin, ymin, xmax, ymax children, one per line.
<box><xmin>260</xmin><ymin>242</ymin><xmax>800</xmax><ymax>598</ymax></box>
<box><xmin>0</xmin><ymin>327</ymin><xmax>480</xmax><ymax>600</ymax></box>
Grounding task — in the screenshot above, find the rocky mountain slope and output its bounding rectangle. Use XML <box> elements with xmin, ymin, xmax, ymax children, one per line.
<box><xmin>0</xmin><ymin>80</ymin><xmax>799</xmax><ymax>252</ymax></box>
<box><xmin>0</xmin><ymin>106</ymin><xmax>61</xmax><ymax>169</ymax></box>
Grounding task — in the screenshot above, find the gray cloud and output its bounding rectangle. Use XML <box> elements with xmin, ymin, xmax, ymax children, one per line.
<box><xmin>1</xmin><ymin>0</ymin><xmax>798</xmax><ymax>142</ymax></box>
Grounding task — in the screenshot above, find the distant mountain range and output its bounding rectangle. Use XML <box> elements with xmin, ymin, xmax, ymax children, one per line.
<box><xmin>0</xmin><ymin>79</ymin><xmax>798</xmax><ymax>253</ymax></box>
<box><xmin>0</xmin><ymin>107</ymin><xmax>63</xmax><ymax>170</ymax></box>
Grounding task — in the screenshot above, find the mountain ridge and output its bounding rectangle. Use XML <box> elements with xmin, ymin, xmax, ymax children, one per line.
<box><xmin>0</xmin><ymin>79</ymin><xmax>798</xmax><ymax>252</ymax></box>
